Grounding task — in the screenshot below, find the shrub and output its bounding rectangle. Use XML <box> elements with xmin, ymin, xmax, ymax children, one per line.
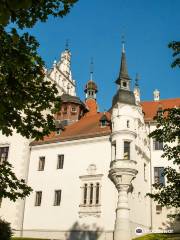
<box><xmin>0</xmin><ymin>218</ymin><xmax>13</xmax><ymax>240</ymax></box>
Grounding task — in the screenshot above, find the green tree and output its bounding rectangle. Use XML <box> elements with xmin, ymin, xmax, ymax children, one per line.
<box><xmin>0</xmin><ymin>161</ymin><xmax>32</xmax><ymax>201</ymax></box>
<box><xmin>148</xmin><ymin>108</ymin><xmax>180</xmax><ymax>209</ymax></box>
<box><xmin>0</xmin><ymin>0</ymin><xmax>77</xmax><ymax>140</ymax></box>
<box><xmin>168</xmin><ymin>41</ymin><xmax>180</xmax><ymax>68</ymax></box>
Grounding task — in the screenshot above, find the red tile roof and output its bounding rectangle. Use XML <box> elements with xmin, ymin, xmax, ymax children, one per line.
<box><xmin>31</xmin><ymin>112</ymin><xmax>111</xmax><ymax>146</ymax></box>
<box><xmin>141</xmin><ymin>98</ymin><xmax>180</xmax><ymax>121</ymax></box>
<box><xmin>31</xmin><ymin>98</ymin><xmax>180</xmax><ymax>146</ymax></box>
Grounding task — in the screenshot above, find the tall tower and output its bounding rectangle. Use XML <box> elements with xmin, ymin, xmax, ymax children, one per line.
<box><xmin>109</xmin><ymin>41</ymin><xmax>138</xmax><ymax>240</ymax></box>
<box><xmin>84</xmin><ymin>60</ymin><xmax>98</xmax><ymax>115</ymax></box>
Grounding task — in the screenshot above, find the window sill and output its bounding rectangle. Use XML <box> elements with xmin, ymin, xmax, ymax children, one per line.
<box><xmin>79</xmin><ymin>204</ymin><xmax>101</xmax><ymax>218</ymax></box>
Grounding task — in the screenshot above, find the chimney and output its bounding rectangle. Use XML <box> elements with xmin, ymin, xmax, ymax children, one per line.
<box><xmin>153</xmin><ymin>89</ymin><xmax>160</xmax><ymax>101</ymax></box>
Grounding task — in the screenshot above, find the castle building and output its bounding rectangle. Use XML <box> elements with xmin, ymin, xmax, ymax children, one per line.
<box><xmin>0</xmin><ymin>43</ymin><xmax>179</xmax><ymax>240</ymax></box>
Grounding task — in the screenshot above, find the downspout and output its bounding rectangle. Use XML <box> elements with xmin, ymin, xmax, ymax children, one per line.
<box><xmin>20</xmin><ymin>145</ymin><xmax>32</xmax><ymax>237</ymax></box>
<box><xmin>148</xmin><ymin>121</ymin><xmax>153</xmax><ymax>230</ymax></box>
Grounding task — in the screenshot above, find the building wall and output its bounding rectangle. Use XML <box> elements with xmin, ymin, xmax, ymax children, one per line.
<box><xmin>0</xmin><ymin>132</ymin><xmax>31</xmax><ymax>236</ymax></box>
<box><xmin>146</xmin><ymin>123</ymin><xmax>179</xmax><ymax>232</ymax></box>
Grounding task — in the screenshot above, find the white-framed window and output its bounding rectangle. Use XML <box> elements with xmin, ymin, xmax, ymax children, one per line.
<box><xmin>57</xmin><ymin>154</ymin><xmax>64</xmax><ymax>169</ymax></box>
<box><xmin>54</xmin><ymin>190</ymin><xmax>61</xmax><ymax>206</ymax></box>
<box><xmin>38</xmin><ymin>156</ymin><xmax>45</xmax><ymax>171</ymax></box>
<box><xmin>153</xmin><ymin>139</ymin><xmax>163</xmax><ymax>150</ymax></box>
<box><xmin>79</xmin><ymin>164</ymin><xmax>103</xmax><ymax>218</ymax></box>
<box><xmin>35</xmin><ymin>191</ymin><xmax>42</xmax><ymax>206</ymax></box>
<box><xmin>71</xmin><ymin>107</ymin><xmax>77</xmax><ymax>112</ymax></box>
<box><xmin>0</xmin><ymin>146</ymin><xmax>9</xmax><ymax>164</ymax></box>
<box><xmin>82</xmin><ymin>182</ymin><xmax>100</xmax><ymax>206</ymax></box>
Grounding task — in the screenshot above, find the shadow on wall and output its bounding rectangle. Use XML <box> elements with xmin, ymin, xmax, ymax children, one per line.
<box><xmin>66</xmin><ymin>222</ymin><xmax>103</xmax><ymax>240</ymax></box>
<box><xmin>159</xmin><ymin>209</ymin><xmax>180</xmax><ymax>233</ymax></box>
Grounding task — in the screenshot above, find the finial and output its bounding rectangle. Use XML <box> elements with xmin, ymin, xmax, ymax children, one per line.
<box><xmin>135</xmin><ymin>73</ymin><xmax>140</xmax><ymax>87</ymax></box>
<box><xmin>121</xmin><ymin>34</ymin><xmax>125</xmax><ymax>53</ymax></box>
<box><xmin>65</xmin><ymin>39</ymin><xmax>69</xmax><ymax>50</ymax></box>
<box><xmin>53</xmin><ymin>59</ymin><xmax>57</xmax><ymax>68</ymax></box>
<box><xmin>90</xmin><ymin>57</ymin><xmax>94</xmax><ymax>81</ymax></box>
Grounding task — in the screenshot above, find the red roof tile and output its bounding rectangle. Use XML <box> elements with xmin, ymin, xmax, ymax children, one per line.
<box><xmin>31</xmin><ymin>98</ymin><xmax>180</xmax><ymax>146</ymax></box>
<box><xmin>32</xmin><ymin>112</ymin><xmax>111</xmax><ymax>145</ymax></box>
<box><xmin>141</xmin><ymin>98</ymin><xmax>180</xmax><ymax>121</ymax></box>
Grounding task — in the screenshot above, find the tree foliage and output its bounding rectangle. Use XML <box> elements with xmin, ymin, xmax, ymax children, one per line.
<box><xmin>148</xmin><ymin>108</ymin><xmax>180</xmax><ymax>208</ymax></box>
<box><xmin>0</xmin><ymin>0</ymin><xmax>77</xmax><ymax>140</ymax></box>
<box><xmin>0</xmin><ymin>218</ymin><xmax>12</xmax><ymax>240</ymax></box>
<box><xmin>0</xmin><ymin>161</ymin><xmax>32</xmax><ymax>201</ymax></box>
<box><xmin>168</xmin><ymin>41</ymin><xmax>180</xmax><ymax>68</ymax></box>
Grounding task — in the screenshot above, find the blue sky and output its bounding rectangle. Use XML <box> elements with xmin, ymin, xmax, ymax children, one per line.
<box><xmin>28</xmin><ymin>0</ymin><xmax>179</xmax><ymax>111</ymax></box>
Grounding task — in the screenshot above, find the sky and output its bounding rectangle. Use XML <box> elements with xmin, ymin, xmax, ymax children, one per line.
<box><xmin>28</xmin><ymin>0</ymin><xmax>179</xmax><ymax>111</ymax></box>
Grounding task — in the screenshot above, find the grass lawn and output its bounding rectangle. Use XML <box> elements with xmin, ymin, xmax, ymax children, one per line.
<box><xmin>12</xmin><ymin>234</ymin><xmax>180</xmax><ymax>240</ymax></box>
<box><xmin>12</xmin><ymin>238</ymin><xmax>48</xmax><ymax>240</ymax></box>
<box><xmin>133</xmin><ymin>233</ymin><xmax>180</xmax><ymax>240</ymax></box>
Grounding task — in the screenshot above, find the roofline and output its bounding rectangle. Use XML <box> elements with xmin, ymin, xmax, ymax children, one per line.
<box><xmin>30</xmin><ymin>131</ymin><xmax>111</xmax><ymax>146</ymax></box>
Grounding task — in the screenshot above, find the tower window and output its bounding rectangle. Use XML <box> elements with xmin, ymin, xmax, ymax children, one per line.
<box><xmin>63</xmin><ymin>106</ymin><xmax>67</xmax><ymax>114</ymax></box>
<box><xmin>154</xmin><ymin>167</ymin><xmax>165</xmax><ymax>185</ymax></box>
<box><xmin>38</xmin><ymin>157</ymin><xmax>45</xmax><ymax>171</ymax></box>
<box><xmin>127</xmin><ymin>120</ymin><xmax>130</xmax><ymax>128</ymax></box>
<box><xmin>123</xmin><ymin>82</ymin><xmax>127</xmax><ymax>87</ymax></box>
<box><xmin>71</xmin><ymin>107</ymin><xmax>77</xmax><ymax>112</ymax></box>
<box><xmin>35</xmin><ymin>191</ymin><xmax>42</xmax><ymax>206</ymax></box>
<box><xmin>54</xmin><ymin>190</ymin><xmax>62</xmax><ymax>206</ymax></box>
<box><xmin>0</xmin><ymin>146</ymin><xmax>9</xmax><ymax>164</ymax></box>
<box><xmin>57</xmin><ymin>154</ymin><xmax>64</xmax><ymax>169</ymax></box>
<box><xmin>124</xmin><ymin>141</ymin><xmax>130</xmax><ymax>160</ymax></box>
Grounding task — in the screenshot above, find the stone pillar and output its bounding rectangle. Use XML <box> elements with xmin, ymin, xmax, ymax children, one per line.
<box><xmin>114</xmin><ymin>185</ymin><xmax>131</xmax><ymax>240</ymax></box>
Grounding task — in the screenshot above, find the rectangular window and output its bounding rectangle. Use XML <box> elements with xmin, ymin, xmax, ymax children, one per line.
<box><xmin>124</xmin><ymin>141</ymin><xmax>130</xmax><ymax>160</ymax></box>
<box><xmin>38</xmin><ymin>157</ymin><xmax>45</xmax><ymax>171</ymax></box>
<box><xmin>54</xmin><ymin>190</ymin><xmax>61</xmax><ymax>206</ymax></box>
<box><xmin>153</xmin><ymin>139</ymin><xmax>163</xmax><ymax>150</ymax></box>
<box><xmin>0</xmin><ymin>198</ymin><xmax>2</xmax><ymax>208</ymax></box>
<box><xmin>156</xmin><ymin>205</ymin><xmax>162</xmax><ymax>214</ymax></box>
<box><xmin>96</xmin><ymin>183</ymin><xmax>100</xmax><ymax>204</ymax></box>
<box><xmin>83</xmin><ymin>184</ymin><xmax>88</xmax><ymax>205</ymax></box>
<box><xmin>154</xmin><ymin>167</ymin><xmax>165</xmax><ymax>185</ymax></box>
<box><xmin>71</xmin><ymin>107</ymin><xmax>77</xmax><ymax>112</ymax></box>
<box><xmin>0</xmin><ymin>147</ymin><xmax>9</xmax><ymax>164</ymax></box>
<box><xmin>57</xmin><ymin>154</ymin><xmax>64</xmax><ymax>169</ymax></box>
<box><xmin>35</xmin><ymin>191</ymin><xmax>42</xmax><ymax>206</ymax></box>
<box><xmin>89</xmin><ymin>183</ymin><xmax>93</xmax><ymax>204</ymax></box>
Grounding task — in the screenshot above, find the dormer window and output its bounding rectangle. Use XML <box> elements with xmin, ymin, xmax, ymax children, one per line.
<box><xmin>99</xmin><ymin>114</ymin><xmax>109</xmax><ymax>127</ymax></box>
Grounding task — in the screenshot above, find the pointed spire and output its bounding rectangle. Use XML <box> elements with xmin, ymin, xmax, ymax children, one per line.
<box><xmin>90</xmin><ymin>57</ymin><xmax>94</xmax><ymax>81</ymax></box>
<box><xmin>115</xmin><ymin>36</ymin><xmax>131</xmax><ymax>90</ymax></box>
<box><xmin>119</xmin><ymin>36</ymin><xmax>130</xmax><ymax>81</ymax></box>
<box><xmin>65</xmin><ymin>39</ymin><xmax>69</xmax><ymax>51</ymax></box>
